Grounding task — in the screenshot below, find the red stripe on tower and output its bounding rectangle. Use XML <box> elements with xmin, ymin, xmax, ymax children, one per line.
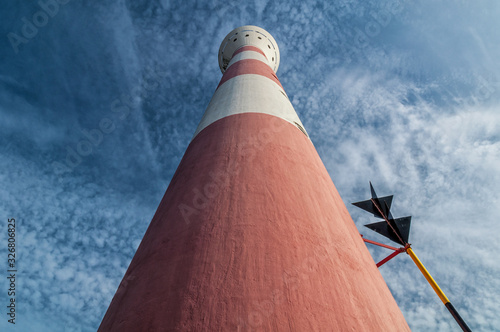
<box><xmin>233</xmin><ymin>45</ymin><xmax>268</xmax><ymax>58</ymax></box>
<box><xmin>98</xmin><ymin>25</ymin><xmax>411</xmax><ymax>331</ymax></box>
<box><xmin>217</xmin><ymin>59</ymin><xmax>283</xmax><ymax>90</ymax></box>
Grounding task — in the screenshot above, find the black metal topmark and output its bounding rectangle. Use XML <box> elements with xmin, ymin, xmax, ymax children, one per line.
<box><xmin>352</xmin><ymin>182</ymin><xmax>411</xmax><ymax>246</ymax></box>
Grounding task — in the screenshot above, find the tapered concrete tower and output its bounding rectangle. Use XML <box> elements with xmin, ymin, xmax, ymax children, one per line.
<box><xmin>99</xmin><ymin>26</ymin><xmax>410</xmax><ymax>331</ymax></box>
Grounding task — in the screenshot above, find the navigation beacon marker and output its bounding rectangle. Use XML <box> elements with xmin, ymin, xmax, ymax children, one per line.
<box><xmin>353</xmin><ymin>182</ymin><xmax>472</xmax><ymax>332</ymax></box>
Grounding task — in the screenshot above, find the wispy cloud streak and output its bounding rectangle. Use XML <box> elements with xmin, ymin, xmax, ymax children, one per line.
<box><xmin>0</xmin><ymin>0</ymin><xmax>499</xmax><ymax>331</ymax></box>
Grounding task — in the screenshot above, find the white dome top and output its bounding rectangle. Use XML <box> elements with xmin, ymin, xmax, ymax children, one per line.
<box><xmin>218</xmin><ymin>25</ymin><xmax>280</xmax><ymax>74</ymax></box>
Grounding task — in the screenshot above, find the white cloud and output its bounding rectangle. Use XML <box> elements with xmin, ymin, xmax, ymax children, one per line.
<box><xmin>1</xmin><ymin>1</ymin><xmax>499</xmax><ymax>331</ymax></box>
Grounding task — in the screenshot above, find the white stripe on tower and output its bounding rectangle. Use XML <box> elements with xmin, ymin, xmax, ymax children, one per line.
<box><xmin>226</xmin><ymin>47</ymin><xmax>270</xmax><ymax>70</ymax></box>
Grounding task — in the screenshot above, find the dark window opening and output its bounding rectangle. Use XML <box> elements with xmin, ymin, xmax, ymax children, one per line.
<box><xmin>233</xmin><ymin>38</ymin><xmax>237</xmax><ymax>42</ymax></box>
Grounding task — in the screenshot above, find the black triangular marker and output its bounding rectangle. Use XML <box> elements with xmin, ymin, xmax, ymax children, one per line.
<box><xmin>364</xmin><ymin>216</ymin><xmax>411</xmax><ymax>246</ymax></box>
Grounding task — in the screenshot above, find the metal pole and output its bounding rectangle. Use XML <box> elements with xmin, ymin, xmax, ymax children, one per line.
<box><xmin>362</xmin><ymin>236</ymin><xmax>399</xmax><ymax>251</ymax></box>
<box><xmin>376</xmin><ymin>250</ymin><xmax>403</xmax><ymax>268</ymax></box>
<box><xmin>406</xmin><ymin>247</ymin><xmax>471</xmax><ymax>332</ymax></box>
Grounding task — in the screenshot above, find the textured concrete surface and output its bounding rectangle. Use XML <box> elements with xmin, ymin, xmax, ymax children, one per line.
<box><xmin>98</xmin><ymin>112</ymin><xmax>410</xmax><ymax>331</ymax></box>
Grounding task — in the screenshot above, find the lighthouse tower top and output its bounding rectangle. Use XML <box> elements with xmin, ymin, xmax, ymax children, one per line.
<box><xmin>218</xmin><ymin>25</ymin><xmax>280</xmax><ymax>74</ymax></box>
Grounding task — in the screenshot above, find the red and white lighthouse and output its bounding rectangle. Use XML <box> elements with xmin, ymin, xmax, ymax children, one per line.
<box><xmin>99</xmin><ymin>25</ymin><xmax>411</xmax><ymax>331</ymax></box>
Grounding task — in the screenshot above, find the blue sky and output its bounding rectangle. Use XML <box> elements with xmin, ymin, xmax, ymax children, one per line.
<box><xmin>1</xmin><ymin>0</ymin><xmax>499</xmax><ymax>331</ymax></box>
